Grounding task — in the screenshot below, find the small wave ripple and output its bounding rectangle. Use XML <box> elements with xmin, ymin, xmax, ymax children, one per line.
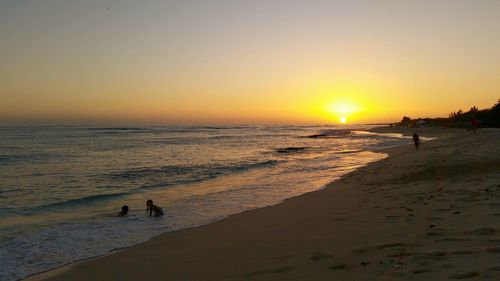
<box><xmin>107</xmin><ymin>160</ymin><xmax>281</xmax><ymax>191</ymax></box>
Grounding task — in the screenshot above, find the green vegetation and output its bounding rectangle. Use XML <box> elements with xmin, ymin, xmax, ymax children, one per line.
<box><xmin>397</xmin><ymin>99</ymin><xmax>500</xmax><ymax>128</ymax></box>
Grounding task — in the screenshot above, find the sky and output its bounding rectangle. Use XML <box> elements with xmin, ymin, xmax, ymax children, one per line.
<box><xmin>1</xmin><ymin>0</ymin><xmax>499</xmax><ymax>125</ymax></box>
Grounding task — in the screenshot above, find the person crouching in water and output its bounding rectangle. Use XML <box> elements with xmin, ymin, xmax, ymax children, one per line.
<box><xmin>118</xmin><ymin>205</ymin><xmax>129</xmax><ymax>217</ymax></box>
<box><xmin>412</xmin><ymin>133</ymin><xmax>420</xmax><ymax>150</ymax></box>
<box><xmin>146</xmin><ymin>200</ymin><xmax>164</xmax><ymax>217</ymax></box>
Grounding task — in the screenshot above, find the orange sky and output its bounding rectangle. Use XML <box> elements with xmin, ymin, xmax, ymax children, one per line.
<box><xmin>1</xmin><ymin>1</ymin><xmax>499</xmax><ymax>125</ymax></box>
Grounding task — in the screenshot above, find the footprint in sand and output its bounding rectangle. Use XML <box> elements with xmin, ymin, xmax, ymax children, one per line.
<box><xmin>437</xmin><ymin>238</ymin><xmax>469</xmax><ymax>242</ymax></box>
<box><xmin>469</xmin><ymin>227</ymin><xmax>496</xmax><ymax>236</ymax></box>
<box><xmin>448</xmin><ymin>271</ymin><xmax>479</xmax><ymax>279</ymax></box>
<box><xmin>310</xmin><ymin>252</ymin><xmax>333</xmax><ymax>261</ymax></box>
<box><xmin>271</xmin><ymin>254</ymin><xmax>294</xmax><ymax>261</ymax></box>
<box><xmin>411</xmin><ymin>251</ymin><xmax>448</xmax><ymax>262</ymax></box>
<box><xmin>377</xmin><ymin>243</ymin><xmax>405</xmax><ymax>249</ymax></box>
<box><xmin>486</xmin><ymin>247</ymin><xmax>500</xmax><ymax>254</ymax></box>
<box><xmin>360</xmin><ymin>261</ymin><xmax>370</xmax><ymax>267</ymax></box>
<box><xmin>328</xmin><ymin>264</ymin><xmax>346</xmax><ymax>270</ymax></box>
<box><xmin>246</xmin><ymin>266</ymin><xmax>295</xmax><ymax>278</ymax></box>
<box><xmin>425</xmin><ymin>251</ymin><xmax>447</xmax><ymax>257</ymax></box>
<box><xmin>412</xmin><ymin>268</ymin><xmax>433</xmax><ymax>274</ymax></box>
<box><xmin>386</xmin><ymin>215</ymin><xmax>400</xmax><ymax>219</ymax></box>
<box><xmin>351</xmin><ymin>248</ymin><xmax>367</xmax><ymax>255</ymax></box>
<box><xmin>450</xmin><ymin>250</ymin><xmax>472</xmax><ymax>255</ymax></box>
<box><xmin>488</xmin><ymin>266</ymin><xmax>500</xmax><ymax>271</ymax></box>
<box><xmin>426</xmin><ymin>229</ymin><xmax>445</xmax><ymax>237</ymax></box>
<box><xmin>426</xmin><ymin>216</ymin><xmax>443</xmax><ymax>221</ymax></box>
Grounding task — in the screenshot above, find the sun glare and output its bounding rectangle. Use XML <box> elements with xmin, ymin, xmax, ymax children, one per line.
<box><xmin>327</xmin><ymin>101</ymin><xmax>359</xmax><ymax>115</ymax></box>
<box><xmin>325</xmin><ymin>101</ymin><xmax>360</xmax><ymax>124</ymax></box>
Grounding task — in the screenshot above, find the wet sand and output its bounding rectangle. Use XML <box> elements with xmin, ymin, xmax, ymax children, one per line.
<box><xmin>26</xmin><ymin>127</ymin><xmax>500</xmax><ymax>281</ymax></box>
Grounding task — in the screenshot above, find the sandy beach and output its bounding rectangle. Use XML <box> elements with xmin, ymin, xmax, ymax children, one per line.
<box><xmin>27</xmin><ymin>127</ymin><xmax>500</xmax><ymax>281</ymax></box>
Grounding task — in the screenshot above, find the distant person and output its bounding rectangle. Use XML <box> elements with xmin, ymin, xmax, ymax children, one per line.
<box><xmin>146</xmin><ymin>199</ymin><xmax>164</xmax><ymax>217</ymax></box>
<box><xmin>118</xmin><ymin>205</ymin><xmax>129</xmax><ymax>217</ymax></box>
<box><xmin>412</xmin><ymin>133</ymin><xmax>420</xmax><ymax>150</ymax></box>
<box><xmin>470</xmin><ymin>116</ymin><xmax>479</xmax><ymax>132</ymax></box>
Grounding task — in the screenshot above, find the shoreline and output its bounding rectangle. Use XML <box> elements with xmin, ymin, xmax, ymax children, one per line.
<box><xmin>26</xmin><ymin>127</ymin><xmax>500</xmax><ymax>280</ymax></box>
<box><xmin>22</xmin><ymin>126</ymin><xmax>395</xmax><ymax>281</ymax></box>
<box><xmin>16</xmin><ymin>124</ymin><xmax>400</xmax><ymax>281</ymax></box>
<box><xmin>21</xmin><ymin>127</ymin><xmax>443</xmax><ymax>281</ymax></box>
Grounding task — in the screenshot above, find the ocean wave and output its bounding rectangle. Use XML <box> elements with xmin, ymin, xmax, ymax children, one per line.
<box><xmin>336</xmin><ymin>149</ymin><xmax>363</xmax><ymax>154</ymax></box>
<box><xmin>79</xmin><ymin>127</ymin><xmax>156</xmax><ymax>136</ymax></box>
<box><xmin>305</xmin><ymin>134</ymin><xmax>328</xmax><ymax>138</ymax></box>
<box><xmin>0</xmin><ymin>153</ymin><xmax>55</xmax><ymax>165</ymax></box>
<box><xmin>351</xmin><ymin>130</ymin><xmax>410</xmax><ymax>139</ymax></box>
<box><xmin>207</xmin><ymin>135</ymin><xmax>238</xmax><ymax>140</ymax></box>
<box><xmin>159</xmin><ymin>126</ymin><xmax>260</xmax><ymax>133</ymax></box>
<box><xmin>18</xmin><ymin>192</ymin><xmax>131</xmax><ymax>215</ymax></box>
<box><xmin>369</xmin><ymin>139</ymin><xmax>412</xmax><ymax>149</ymax></box>
<box><xmin>305</xmin><ymin>129</ymin><xmax>352</xmax><ymax>138</ymax></box>
<box><xmin>109</xmin><ymin>160</ymin><xmax>281</xmax><ymax>189</ymax></box>
<box><xmin>0</xmin><ymin>188</ymin><xmax>23</xmax><ymax>194</ymax></box>
<box><xmin>0</xmin><ymin>155</ymin><xmax>14</xmax><ymax>163</ymax></box>
<box><xmin>84</xmin><ymin>127</ymin><xmax>152</xmax><ymax>131</ymax></box>
<box><xmin>149</xmin><ymin>138</ymin><xmax>205</xmax><ymax>145</ymax></box>
<box><xmin>275</xmin><ymin>147</ymin><xmax>308</xmax><ymax>154</ymax></box>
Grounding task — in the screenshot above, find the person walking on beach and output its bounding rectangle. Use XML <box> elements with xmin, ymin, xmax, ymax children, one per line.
<box><xmin>413</xmin><ymin>133</ymin><xmax>420</xmax><ymax>150</ymax></box>
<box><xmin>470</xmin><ymin>116</ymin><xmax>479</xmax><ymax>132</ymax></box>
<box><xmin>146</xmin><ymin>199</ymin><xmax>164</xmax><ymax>217</ymax></box>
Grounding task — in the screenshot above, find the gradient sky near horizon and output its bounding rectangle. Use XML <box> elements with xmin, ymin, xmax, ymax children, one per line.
<box><xmin>1</xmin><ymin>0</ymin><xmax>499</xmax><ymax>125</ymax></box>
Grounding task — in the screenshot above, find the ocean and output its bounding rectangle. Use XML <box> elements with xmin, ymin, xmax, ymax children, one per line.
<box><xmin>0</xmin><ymin>125</ymin><xmax>412</xmax><ymax>281</ymax></box>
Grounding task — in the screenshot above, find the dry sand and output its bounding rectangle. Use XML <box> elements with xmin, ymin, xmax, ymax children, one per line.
<box><xmin>27</xmin><ymin>127</ymin><xmax>500</xmax><ymax>281</ymax></box>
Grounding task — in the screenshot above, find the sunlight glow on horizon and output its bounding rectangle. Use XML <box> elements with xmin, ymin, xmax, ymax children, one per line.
<box><xmin>1</xmin><ymin>1</ymin><xmax>499</xmax><ymax>125</ymax></box>
<box><xmin>325</xmin><ymin>100</ymin><xmax>360</xmax><ymax>124</ymax></box>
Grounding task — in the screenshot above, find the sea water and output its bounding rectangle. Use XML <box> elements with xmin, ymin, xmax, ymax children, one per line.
<box><xmin>0</xmin><ymin>125</ymin><xmax>412</xmax><ymax>281</ymax></box>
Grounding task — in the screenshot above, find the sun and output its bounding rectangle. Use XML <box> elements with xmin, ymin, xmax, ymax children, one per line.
<box><xmin>324</xmin><ymin>100</ymin><xmax>360</xmax><ymax>124</ymax></box>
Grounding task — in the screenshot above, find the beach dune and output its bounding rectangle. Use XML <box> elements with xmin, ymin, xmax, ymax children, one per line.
<box><xmin>29</xmin><ymin>128</ymin><xmax>500</xmax><ymax>281</ymax></box>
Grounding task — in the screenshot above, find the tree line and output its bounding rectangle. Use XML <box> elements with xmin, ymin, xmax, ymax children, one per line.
<box><xmin>398</xmin><ymin>99</ymin><xmax>500</xmax><ymax>128</ymax></box>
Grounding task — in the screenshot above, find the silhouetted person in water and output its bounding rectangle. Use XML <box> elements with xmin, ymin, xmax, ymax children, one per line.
<box><xmin>118</xmin><ymin>205</ymin><xmax>129</xmax><ymax>216</ymax></box>
<box><xmin>146</xmin><ymin>199</ymin><xmax>164</xmax><ymax>217</ymax></box>
<box><xmin>413</xmin><ymin>133</ymin><xmax>420</xmax><ymax>150</ymax></box>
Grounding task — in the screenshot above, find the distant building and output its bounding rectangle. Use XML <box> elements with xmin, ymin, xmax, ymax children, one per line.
<box><xmin>415</xmin><ymin>119</ymin><xmax>427</xmax><ymax>127</ymax></box>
